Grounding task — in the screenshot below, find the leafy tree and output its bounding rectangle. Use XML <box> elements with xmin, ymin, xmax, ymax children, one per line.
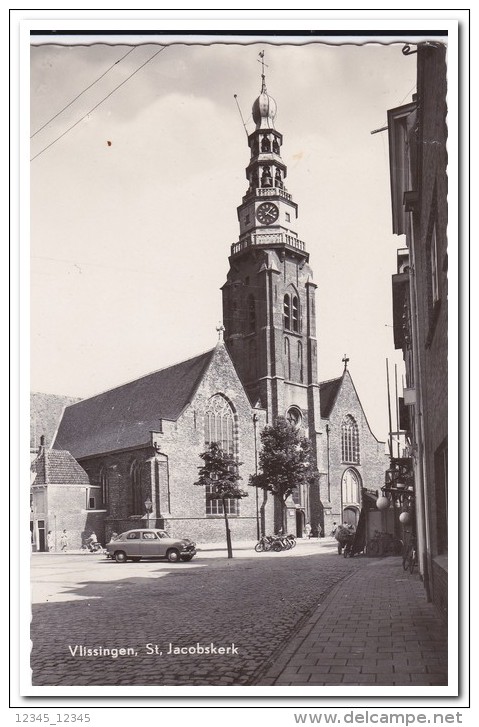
<box><xmin>194</xmin><ymin>442</ymin><xmax>248</xmax><ymax>558</ymax></box>
<box><xmin>249</xmin><ymin>416</ymin><xmax>314</xmax><ymax>533</ymax></box>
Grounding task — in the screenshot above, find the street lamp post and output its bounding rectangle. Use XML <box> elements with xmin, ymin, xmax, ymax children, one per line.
<box><xmin>144</xmin><ymin>498</ymin><xmax>152</xmax><ymax>529</ymax></box>
<box><xmin>253</xmin><ymin>413</ymin><xmax>260</xmax><ymax>540</ymax></box>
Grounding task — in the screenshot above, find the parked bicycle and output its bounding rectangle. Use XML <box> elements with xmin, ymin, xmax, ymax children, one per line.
<box><xmin>255</xmin><ymin>533</ymin><xmax>296</xmax><ymax>552</ymax></box>
<box><xmin>402</xmin><ymin>533</ymin><xmax>417</xmax><ymax>573</ymax></box>
<box><xmin>365</xmin><ymin>530</ymin><xmax>402</xmax><ymax>557</ymax></box>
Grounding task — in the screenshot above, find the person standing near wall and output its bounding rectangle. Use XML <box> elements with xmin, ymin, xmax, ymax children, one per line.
<box><xmin>60</xmin><ymin>529</ymin><xmax>68</xmax><ymax>552</ymax></box>
<box><xmin>47</xmin><ymin>530</ymin><xmax>54</xmax><ymax>552</ymax></box>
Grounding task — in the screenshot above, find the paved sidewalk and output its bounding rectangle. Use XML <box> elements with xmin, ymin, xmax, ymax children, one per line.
<box><xmin>258</xmin><ymin>556</ymin><xmax>448</xmax><ymax>686</ymax></box>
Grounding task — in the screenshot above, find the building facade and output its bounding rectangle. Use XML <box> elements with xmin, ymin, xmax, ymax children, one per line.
<box><xmin>53</xmin><ymin>343</ymin><xmax>271</xmax><ymax>547</ymax></box>
<box><xmin>32</xmin><ymin>69</ymin><xmax>389</xmax><ymax>548</ymax></box>
<box><xmin>320</xmin><ymin>368</ymin><xmax>388</xmax><ymax>537</ymax></box>
<box><xmin>388</xmin><ymin>42</ymin><xmax>448</xmax><ymax>614</ymax></box>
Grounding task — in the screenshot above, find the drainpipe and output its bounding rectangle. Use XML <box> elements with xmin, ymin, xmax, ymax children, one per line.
<box><xmin>408</xmin><ymin>213</ymin><xmax>431</xmax><ymax>601</ymax></box>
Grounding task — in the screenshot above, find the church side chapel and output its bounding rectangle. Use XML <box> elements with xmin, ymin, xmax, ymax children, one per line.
<box><xmin>33</xmin><ymin>59</ymin><xmax>388</xmax><ymax>549</ymax></box>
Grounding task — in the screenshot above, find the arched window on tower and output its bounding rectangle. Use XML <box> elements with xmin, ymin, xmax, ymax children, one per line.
<box><xmin>247</xmin><ymin>294</ymin><xmax>256</xmax><ymax>333</ymax></box>
<box><xmin>275</xmin><ymin>168</ymin><xmax>283</xmax><ymax>189</ymax></box>
<box><xmin>204</xmin><ymin>395</ymin><xmax>239</xmax><ymax>516</ymax></box>
<box><xmin>298</xmin><ymin>341</ymin><xmax>303</xmax><ymax>383</ymax></box>
<box><xmin>272</xmin><ymin>137</ymin><xmax>280</xmax><ymax>154</ymax></box>
<box><xmin>341</xmin><ymin>415</ymin><xmax>360</xmax><ymax>464</ymax></box>
<box><xmin>284</xmin><ymin>337</ymin><xmax>291</xmax><ymax>380</ymax></box>
<box><xmin>261</xmin><ymin>135</ymin><xmax>271</xmax><ymax>152</ymax></box>
<box><xmin>292</xmin><ymin>296</ymin><xmax>300</xmax><ymax>332</ymax></box>
<box><xmin>284</xmin><ymin>294</ymin><xmax>291</xmax><ymax>330</ymax></box>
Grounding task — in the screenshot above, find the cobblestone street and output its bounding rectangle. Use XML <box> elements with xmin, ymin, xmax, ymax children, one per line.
<box><xmin>31</xmin><ymin>539</ymin><xmax>366</xmax><ymax>687</ymax></box>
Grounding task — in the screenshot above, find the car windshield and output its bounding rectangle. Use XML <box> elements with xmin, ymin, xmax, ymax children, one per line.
<box><xmin>157</xmin><ymin>531</ymin><xmax>169</xmax><ymax>538</ymax></box>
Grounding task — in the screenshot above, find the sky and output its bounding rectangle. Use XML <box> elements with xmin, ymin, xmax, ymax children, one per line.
<box><xmin>29</xmin><ymin>36</ymin><xmax>419</xmax><ymax>442</ymax></box>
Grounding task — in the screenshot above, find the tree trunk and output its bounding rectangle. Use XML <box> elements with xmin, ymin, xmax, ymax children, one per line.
<box><xmin>222</xmin><ymin>497</ymin><xmax>233</xmax><ymax>559</ymax></box>
<box><xmin>282</xmin><ymin>498</ymin><xmax>288</xmax><ymax>534</ymax></box>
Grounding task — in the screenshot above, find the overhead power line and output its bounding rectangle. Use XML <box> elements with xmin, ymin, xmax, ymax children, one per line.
<box><xmin>31</xmin><ymin>46</ymin><xmax>136</xmax><ymax>139</ymax></box>
<box><xmin>31</xmin><ymin>45</ymin><xmax>167</xmax><ymax>162</ymax></box>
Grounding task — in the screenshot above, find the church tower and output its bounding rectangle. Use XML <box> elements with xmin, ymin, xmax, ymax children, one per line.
<box><xmin>222</xmin><ymin>61</ymin><xmax>323</xmax><ymax>473</ymax></box>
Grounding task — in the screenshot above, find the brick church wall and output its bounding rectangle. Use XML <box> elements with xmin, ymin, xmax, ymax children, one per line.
<box><xmin>323</xmin><ymin>372</ymin><xmax>388</xmax><ymax>536</ymax></box>
<box><xmin>80</xmin><ymin>344</ymin><xmax>272</xmax><ymax>544</ymax></box>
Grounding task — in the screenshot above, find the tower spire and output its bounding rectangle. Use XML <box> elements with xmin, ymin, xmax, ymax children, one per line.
<box><xmin>258</xmin><ymin>50</ymin><xmax>268</xmax><ymax>94</ymax></box>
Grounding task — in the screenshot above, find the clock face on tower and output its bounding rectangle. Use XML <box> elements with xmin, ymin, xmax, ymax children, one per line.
<box><xmin>256</xmin><ymin>202</ymin><xmax>279</xmax><ymax>226</ymax></box>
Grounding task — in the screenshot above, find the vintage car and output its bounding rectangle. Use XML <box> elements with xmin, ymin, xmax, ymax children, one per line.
<box><xmin>106</xmin><ymin>529</ymin><xmax>196</xmax><ymax>563</ymax></box>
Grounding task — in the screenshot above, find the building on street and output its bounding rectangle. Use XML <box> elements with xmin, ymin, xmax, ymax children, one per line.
<box><xmin>387</xmin><ymin>41</ymin><xmax>448</xmax><ymax>614</ymax></box>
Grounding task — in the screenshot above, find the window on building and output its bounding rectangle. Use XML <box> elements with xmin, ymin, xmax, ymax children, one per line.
<box><xmin>284</xmin><ymin>337</ymin><xmax>291</xmax><ymax>380</ymax></box>
<box><xmin>285</xmin><ymin>212</ymin><xmax>290</xmax><ymax>222</ymax></box>
<box><xmin>100</xmin><ymin>466</ymin><xmax>109</xmax><ymax>507</ymax></box>
<box><xmin>292</xmin><ymin>296</ymin><xmax>300</xmax><ymax>332</ymax></box>
<box><xmin>88</xmin><ymin>495</ymin><xmax>96</xmax><ymax>510</ymax></box>
<box><xmin>298</xmin><ymin>341</ymin><xmax>303</xmax><ymax>383</ymax></box>
<box><xmin>130</xmin><ymin>460</ymin><xmax>143</xmax><ymax>515</ymax></box>
<box><xmin>204</xmin><ymin>395</ymin><xmax>239</xmax><ymax>516</ymax></box>
<box><xmin>341</xmin><ymin>468</ymin><xmax>361</xmax><ymax>504</ymax></box>
<box><xmin>283</xmin><ymin>294</ymin><xmax>291</xmax><ymax>330</ymax></box>
<box><xmin>341</xmin><ymin>415</ymin><xmax>360</xmax><ymax>464</ymax></box>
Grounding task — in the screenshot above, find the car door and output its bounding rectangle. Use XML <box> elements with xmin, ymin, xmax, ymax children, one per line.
<box><xmin>124</xmin><ymin>531</ymin><xmax>141</xmax><ymax>556</ymax></box>
<box><xmin>139</xmin><ymin>530</ymin><xmax>161</xmax><ymax>558</ymax></box>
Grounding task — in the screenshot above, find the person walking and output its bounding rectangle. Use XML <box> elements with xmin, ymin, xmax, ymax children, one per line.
<box><xmin>47</xmin><ymin>530</ymin><xmax>54</xmax><ymax>552</ymax></box>
<box><xmin>60</xmin><ymin>529</ymin><xmax>68</xmax><ymax>552</ymax></box>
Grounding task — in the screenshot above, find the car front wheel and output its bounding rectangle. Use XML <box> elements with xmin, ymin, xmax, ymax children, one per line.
<box><xmin>114</xmin><ymin>551</ymin><xmax>127</xmax><ymax>563</ymax></box>
<box><xmin>166</xmin><ymin>548</ymin><xmax>180</xmax><ymax>562</ymax></box>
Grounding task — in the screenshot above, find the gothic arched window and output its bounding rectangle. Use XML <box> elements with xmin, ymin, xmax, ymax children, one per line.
<box><xmin>292</xmin><ymin>296</ymin><xmax>300</xmax><ymax>332</ymax></box>
<box><xmin>341</xmin><ymin>415</ymin><xmax>360</xmax><ymax>464</ymax></box>
<box><xmin>284</xmin><ymin>294</ymin><xmax>291</xmax><ymax>330</ymax></box>
<box><xmin>342</xmin><ymin>468</ymin><xmax>361</xmax><ymax>505</ymax></box>
<box><xmin>261</xmin><ymin>135</ymin><xmax>271</xmax><ymax>152</ymax></box>
<box><xmin>204</xmin><ymin>395</ymin><xmax>235</xmax><ymax>455</ymax></box>
<box><xmin>204</xmin><ymin>395</ymin><xmax>238</xmax><ymax>515</ymax></box>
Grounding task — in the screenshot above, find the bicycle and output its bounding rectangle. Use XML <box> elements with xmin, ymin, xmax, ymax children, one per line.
<box><xmin>402</xmin><ymin>534</ymin><xmax>417</xmax><ymax>574</ymax></box>
<box><xmin>366</xmin><ymin>530</ymin><xmax>402</xmax><ymax>557</ymax></box>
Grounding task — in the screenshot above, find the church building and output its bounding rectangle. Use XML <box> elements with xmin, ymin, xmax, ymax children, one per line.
<box><xmin>32</xmin><ymin>66</ymin><xmax>388</xmax><ymax>549</ymax></box>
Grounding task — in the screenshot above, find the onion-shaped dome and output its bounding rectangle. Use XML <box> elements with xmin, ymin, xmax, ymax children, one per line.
<box><xmin>252</xmin><ymin>86</ymin><xmax>277</xmax><ymax>130</ymax></box>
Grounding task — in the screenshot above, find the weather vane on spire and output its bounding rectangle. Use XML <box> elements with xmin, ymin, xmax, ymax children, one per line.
<box><xmin>342</xmin><ymin>354</ymin><xmax>350</xmax><ymax>371</ymax></box>
<box><xmin>258</xmin><ymin>50</ymin><xmax>268</xmax><ymax>93</ymax></box>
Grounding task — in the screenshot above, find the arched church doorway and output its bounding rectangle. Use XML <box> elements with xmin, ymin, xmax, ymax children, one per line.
<box><xmin>341</xmin><ymin>468</ymin><xmax>362</xmax><ymax>527</ymax></box>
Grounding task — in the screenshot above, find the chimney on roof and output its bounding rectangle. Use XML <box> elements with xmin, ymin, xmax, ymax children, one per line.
<box><xmin>38</xmin><ymin>434</ymin><xmax>46</xmax><ymax>454</ymax></box>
